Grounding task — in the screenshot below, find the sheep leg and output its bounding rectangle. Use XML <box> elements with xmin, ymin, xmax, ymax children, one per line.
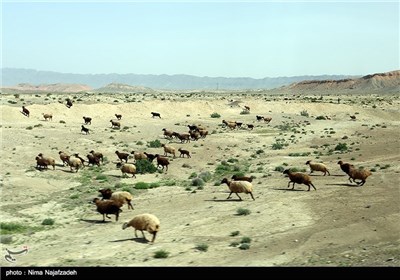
<box><xmin>127</xmin><ymin>201</ymin><xmax>134</xmax><ymax>210</ymax></box>
<box><xmin>249</xmin><ymin>192</ymin><xmax>255</xmax><ymax>201</ymax></box>
<box><xmin>287</xmin><ymin>181</ymin><xmax>292</xmax><ymax>188</ymax></box>
<box><xmin>291</xmin><ymin>182</ymin><xmax>296</xmax><ymax>190</ymax></box>
<box><xmin>234</xmin><ymin>193</ymin><xmax>242</xmax><ymax>201</ymax></box>
<box><xmin>134</xmin><ymin>229</ymin><xmax>139</xmax><ymax>238</ymax></box>
<box><xmin>106</xmin><ymin>214</ymin><xmax>111</xmax><ymax>219</ymax></box>
<box><xmin>226</xmin><ymin>192</ymin><xmax>233</xmax><ymax>199</ymax></box>
<box><xmin>151</xmin><ymin>232</ymin><xmax>157</xmax><ymax>243</ymax></box>
<box><xmin>348</xmin><ymin>176</ymin><xmax>353</xmax><ymax>183</ymax></box>
<box><xmin>359</xmin><ymin>180</ymin><xmax>366</xmax><ymax>186</ymax></box>
<box><xmin>102</xmin><ymin>214</ymin><xmax>106</xmax><ymax>222</ymax></box>
<box><xmin>165</xmin><ymin>165</ymin><xmax>168</xmax><ymax>172</ymax></box>
<box><xmin>141</xmin><ymin>230</ymin><xmax>147</xmax><ymax>241</ymax></box>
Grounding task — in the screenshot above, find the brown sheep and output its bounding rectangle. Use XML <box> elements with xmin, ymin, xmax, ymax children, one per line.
<box><xmin>93</xmin><ymin>198</ymin><xmax>122</xmax><ymax>222</ymax></box>
<box><xmin>283</xmin><ymin>169</ymin><xmax>316</xmax><ymax>191</ymax></box>
<box><xmin>178</xmin><ymin>148</ymin><xmax>191</xmax><ymax>158</ymax></box>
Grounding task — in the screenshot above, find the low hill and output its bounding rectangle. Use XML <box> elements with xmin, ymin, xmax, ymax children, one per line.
<box><xmin>94</xmin><ymin>82</ymin><xmax>155</xmax><ymax>93</ymax></box>
<box><xmin>282</xmin><ymin>70</ymin><xmax>400</xmax><ymax>93</ymax></box>
<box><xmin>1</xmin><ymin>83</ymin><xmax>92</xmax><ymax>93</ymax></box>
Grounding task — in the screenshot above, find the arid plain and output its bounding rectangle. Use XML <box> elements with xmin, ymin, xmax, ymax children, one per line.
<box><xmin>1</xmin><ymin>90</ymin><xmax>399</xmax><ymax>266</ymax></box>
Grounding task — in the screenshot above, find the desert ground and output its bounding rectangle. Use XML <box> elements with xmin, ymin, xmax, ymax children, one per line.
<box><xmin>0</xmin><ymin>91</ymin><xmax>399</xmax><ymax>267</ymax></box>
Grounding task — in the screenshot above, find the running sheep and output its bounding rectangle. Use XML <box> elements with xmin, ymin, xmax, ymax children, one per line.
<box><xmin>306</xmin><ymin>160</ymin><xmax>330</xmax><ymax>176</ymax></box>
<box><xmin>220</xmin><ymin>178</ymin><xmax>255</xmax><ymax>201</ymax></box>
<box><xmin>122</xmin><ymin>213</ymin><xmax>160</xmax><ymax>243</ymax></box>
<box><xmin>283</xmin><ymin>169</ymin><xmax>316</xmax><ymax>191</ymax></box>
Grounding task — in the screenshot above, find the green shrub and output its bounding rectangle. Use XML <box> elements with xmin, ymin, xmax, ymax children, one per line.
<box><xmin>191</xmin><ymin>178</ymin><xmax>205</xmax><ymax>187</ymax></box>
<box><xmin>134</xmin><ymin>182</ymin><xmax>160</xmax><ymax>189</ymax></box>
<box><xmin>41</xmin><ymin>218</ymin><xmax>55</xmax><ymax>226</ymax></box>
<box><xmin>153</xmin><ymin>250</ymin><xmax>169</xmax><ymax>258</ymax></box>
<box><xmin>236</xmin><ymin>208</ymin><xmax>251</xmax><ymax>216</ymax></box>
<box><xmin>230</xmin><ymin>231</ymin><xmax>240</xmax><ymax>236</ymax></box>
<box><xmin>0</xmin><ymin>235</ymin><xmax>13</xmax><ymax>244</ymax></box>
<box><xmin>135</xmin><ymin>159</ymin><xmax>157</xmax><ymax>174</ymax></box>
<box><xmin>147</xmin><ymin>139</ymin><xmax>162</xmax><ymax>148</ymax></box>
<box><xmin>239</xmin><ymin>243</ymin><xmax>250</xmax><ymax>250</ymax></box>
<box><xmin>210</xmin><ymin>112</ymin><xmax>221</xmax><ymax>118</ymax></box>
<box><xmin>230</xmin><ymin>241</ymin><xmax>240</xmax><ymax>247</ymax></box>
<box><xmin>195</xmin><ymin>244</ymin><xmax>209</xmax><ymax>252</ymax></box>
<box><xmin>315</xmin><ymin>116</ymin><xmax>326</xmax><ymax>120</ymax></box>
<box><xmin>300</xmin><ymin>110</ymin><xmax>309</xmax><ymax>117</ymax></box>
<box><xmin>272</xmin><ymin>142</ymin><xmax>284</xmax><ymax>150</ymax></box>
<box><xmin>0</xmin><ymin>222</ymin><xmax>27</xmax><ymax>234</ymax></box>
<box><xmin>59</xmin><ymin>120</ymin><xmax>66</xmax><ymax>124</ymax></box>
<box><xmin>198</xmin><ymin>171</ymin><xmax>212</xmax><ymax>182</ymax></box>
<box><xmin>274</xmin><ymin>166</ymin><xmax>285</xmax><ymax>172</ymax></box>
<box><xmin>240</xmin><ymin>237</ymin><xmax>252</xmax><ymax>244</ymax></box>
<box><xmin>189</xmin><ymin>172</ymin><xmax>198</xmax><ymax>179</ymax></box>
<box><xmin>334</xmin><ymin>143</ymin><xmax>348</xmax><ymax>152</ymax></box>
<box><xmin>240</xmin><ymin>110</ymin><xmax>250</xmax><ymax>115</ymax></box>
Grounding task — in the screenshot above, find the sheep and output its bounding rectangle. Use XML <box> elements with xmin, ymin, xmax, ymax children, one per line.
<box><xmin>115</xmin><ymin>114</ymin><xmax>122</xmax><ymax>120</ymax></box>
<box><xmin>162</xmin><ymin>128</ymin><xmax>174</xmax><ymax>139</ymax></box>
<box><xmin>35</xmin><ymin>156</ymin><xmax>55</xmax><ymax>170</ymax></box>
<box><xmin>22</xmin><ymin>106</ymin><xmax>30</xmax><ymax>117</ymax></box>
<box><xmin>143</xmin><ymin>152</ymin><xmax>157</xmax><ymax>163</ymax></box>
<box><xmin>198</xmin><ymin>128</ymin><xmax>208</xmax><ymax>138</ymax></box>
<box><xmin>87</xmin><ymin>153</ymin><xmax>101</xmax><ymax>166</ymax></box>
<box><xmin>81</xmin><ymin>125</ymin><xmax>90</xmax><ymax>135</ymax></box>
<box><xmin>155</xmin><ymin>154</ymin><xmax>169</xmax><ymax>172</ymax></box>
<box><xmin>161</xmin><ymin>144</ymin><xmax>176</xmax><ymax>158</ymax></box>
<box><xmin>89</xmin><ymin>150</ymin><xmax>104</xmax><ymax>163</ymax></box>
<box><xmin>83</xmin><ymin>116</ymin><xmax>92</xmax><ymax>125</ymax></box>
<box><xmin>283</xmin><ymin>169</ymin><xmax>316</xmax><ymax>191</ymax></box>
<box><xmin>58</xmin><ymin>151</ymin><xmax>70</xmax><ymax>166</ymax></box>
<box><xmin>178</xmin><ymin>148</ymin><xmax>191</xmax><ymax>158</ymax></box>
<box><xmin>337</xmin><ymin>160</ymin><xmax>355</xmax><ymax>176</ymax></box>
<box><xmin>189</xmin><ymin>130</ymin><xmax>201</xmax><ymax>141</ymax></box>
<box><xmin>172</xmin><ymin>132</ymin><xmax>191</xmax><ymax>143</ymax></box>
<box><xmin>151</xmin><ymin>112</ymin><xmax>161</xmax><ymax>118</ymax></box>
<box><xmin>122</xmin><ymin>213</ymin><xmax>160</xmax><ymax>243</ymax></box>
<box><xmin>98</xmin><ymin>188</ymin><xmax>134</xmax><ymax>210</ymax></box>
<box><xmin>306</xmin><ymin>160</ymin><xmax>330</xmax><ymax>176</ymax></box>
<box><xmin>264</xmin><ymin>117</ymin><xmax>272</xmax><ymax>123</ymax></box>
<box><xmin>66</xmin><ymin>98</ymin><xmax>73</xmax><ymax>108</ymax></box>
<box><xmin>93</xmin><ymin>198</ymin><xmax>122</xmax><ymax>222</ymax></box>
<box><xmin>231</xmin><ymin>174</ymin><xmax>253</xmax><ymax>182</ymax></box>
<box><xmin>235</xmin><ymin>121</ymin><xmax>243</xmax><ymax>129</ymax></box>
<box><xmin>116</xmin><ymin>162</ymin><xmax>136</xmax><ymax>178</ymax></box>
<box><xmin>247</xmin><ymin>124</ymin><xmax>254</xmax><ymax>130</ymax></box>
<box><xmin>36</xmin><ymin>153</ymin><xmax>56</xmax><ymax>170</ymax></box>
<box><xmin>347</xmin><ymin>166</ymin><xmax>372</xmax><ymax>186</ymax></box>
<box><xmin>256</xmin><ymin>115</ymin><xmax>264</xmax><ymax>121</ymax></box>
<box><xmin>188</xmin><ymin>125</ymin><xmax>198</xmax><ymax>131</ymax></box>
<box><xmin>42</xmin><ymin>113</ymin><xmax>52</xmax><ymax>121</ymax></box>
<box><xmin>68</xmin><ymin>155</ymin><xmax>84</xmax><ymax>172</ymax></box>
<box><xmin>222</xmin><ymin>120</ymin><xmax>237</xmax><ymax>129</ymax></box>
<box><xmin>131</xmin><ymin>151</ymin><xmax>148</xmax><ymax>161</ymax></box>
<box><xmin>115</xmin><ymin>151</ymin><xmax>129</xmax><ymax>162</ymax></box>
<box><xmin>73</xmin><ymin>153</ymin><xmax>86</xmax><ymax>167</ymax></box>
<box><xmin>220</xmin><ymin>178</ymin><xmax>255</xmax><ymax>201</ymax></box>
<box><xmin>110</xmin><ymin>120</ymin><xmax>121</xmax><ymax>129</ymax></box>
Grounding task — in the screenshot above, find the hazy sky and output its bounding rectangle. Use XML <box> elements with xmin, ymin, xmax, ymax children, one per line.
<box><xmin>2</xmin><ymin>1</ymin><xmax>399</xmax><ymax>78</ymax></box>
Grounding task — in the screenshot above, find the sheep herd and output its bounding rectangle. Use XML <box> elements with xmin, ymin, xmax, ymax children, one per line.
<box><xmin>24</xmin><ymin>101</ymin><xmax>374</xmax><ymax>245</ymax></box>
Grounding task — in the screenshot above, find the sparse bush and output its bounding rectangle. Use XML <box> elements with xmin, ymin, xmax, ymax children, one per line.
<box><xmin>136</xmin><ymin>141</ymin><xmax>144</xmax><ymax>145</ymax></box>
<box><xmin>95</xmin><ymin>174</ymin><xmax>108</xmax><ymax>181</ymax></box>
<box><xmin>334</xmin><ymin>143</ymin><xmax>348</xmax><ymax>152</ymax></box>
<box><xmin>153</xmin><ymin>250</ymin><xmax>169</xmax><ymax>258</ymax></box>
<box><xmin>0</xmin><ymin>235</ymin><xmax>13</xmax><ymax>244</ymax></box>
<box><xmin>198</xmin><ymin>171</ymin><xmax>212</xmax><ymax>182</ymax></box>
<box><xmin>134</xmin><ymin>182</ymin><xmax>160</xmax><ymax>189</ymax></box>
<box><xmin>236</xmin><ymin>208</ymin><xmax>251</xmax><ymax>216</ymax></box>
<box><xmin>0</xmin><ymin>222</ymin><xmax>27</xmax><ymax>234</ymax></box>
<box><xmin>147</xmin><ymin>139</ymin><xmax>162</xmax><ymax>148</ymax></box>
<box><xmin>41</xmin><ymin>218</ymin><xmax>55</xmax><ymax>226</ymax></box>
<box><xmin>239</xmin><ymin>243</ymin><xmax>250</xmax><ymax>250</ymax></box>
<box><xmin>135</xmin><ymin>159</ymin><xmax>157</xmax><ymax>174</ymax></box>
<box><xmin>240</xmin><ymin>237</ymin><xmax>252</xmax><ymax>244</ymax></box>
<box><xmin>275</xmin><ymin>166</ymin><xmax>285</xmax><ymax>172</ymax></box>
<box><xmin>230</xmin><ymin>231</ymin><xmax>240</xmax><ymax>236</ymax></box>
<box><xmin>26</xmin><ymin>126</ymin><xmax>33</xmax><ymax>130</ymax></box>
<box><xmin>230</xmin><ymin>241</ymin><xmax>240</xmax><ymax>247</ymax></box>
<box><xmin>59</xmin><ymin>120</ymin><xmax>66</xmax><ymax>124</ymax></box>
<box><xmin>300</xmin><ymin>110</ymin><xmax>309</xmax><ymax>117</ymax></box>
<box><xmin>210</xmin><ymin>112</ymin><xmax>221</xmax><ymax>118</ymax></box>
<box><xmin>240</xmin><ymin>110</ymin><xmax>250</xmax><ymax>115</ymax></box>
<box><xmin>316</xmin><ymin>116</ymin><xmax>326</xmax><ymax>120</ymax></box>
<box><xmin>191</xmin><ymin>178</ymin><xmax>205</xmax><ymax>187</ymax></box>
<box><xmin>272</xmin><ymin>142</ymin><xmax>284</xmax><ymax>150</ymax></box>
<box><xmin>189</xmin><ymin>172</ymin><xmax>197</xmax><ymax>179</ymax></box>
<box><xmin>195</xmin><ymin>244</ymin><xmax>209</xmax><ymax>252</ymax></box>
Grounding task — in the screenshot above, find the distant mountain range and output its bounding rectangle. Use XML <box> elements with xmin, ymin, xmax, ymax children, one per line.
<box><xmin>1</xmin><ymin>68</ymin><xmax>358</xmax><ymax>90</ymax></box>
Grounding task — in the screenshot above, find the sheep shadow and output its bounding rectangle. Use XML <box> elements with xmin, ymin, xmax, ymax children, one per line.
<box><xmin>110</xmin><ymin>238</ymin><xmax>149</xmax><ymax>244</ymax></box>
<box><xmin>204</xmin><ymin>199</ymin><xmax>244</xmax><ymax>202</ymax></box>
<box><xmin>325</xmin><ymin>183</ymin><xmax>361</xmax><ymax>188</ymax></box>
<box><xmin>273</xmin><ymin>188</ymin><xmax>306</xmax><ymax>192</ymax></box>
<box><xmin>79</xmin><ymin>218</ymin><xmax>113</xmax><ymax>224</ymax></box>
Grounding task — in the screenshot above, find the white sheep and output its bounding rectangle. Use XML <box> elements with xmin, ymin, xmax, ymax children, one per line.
<box><xmin>122</xmin><ymin>213</ymin><xmax>160</xmax><ymax>243</ymax></box>
<box><xmin>220</xmin><ymin>178</ymin><xmax>255</xmax><ymax>201</ymax></box>
<box><xmin>116</xmin><ymin>162</ymin><xmax>136</xmax><ymax>178</ymax></box>
<box><xmin>131</xmin><ymin>151</ymin><xmax>148</xmax><ymax>161</ymax></box>
<box><xmin>99</xmin><ymin>188</ymin><xmax>134</xmax><ymax>210</ymax></box>
<box><xmin>68</xmin><ymin>156</ymin><xmax>84</xmax><ymax>172</ymax></box>
<box><xmin>306</xmin><ymin>160</ymin><xmax>330</xmax><ymax>176</ymax></box>
<box><xmin>161</xmin><ymin>144</ymin><xmax>176</xmax><ymax>158</ymax></box>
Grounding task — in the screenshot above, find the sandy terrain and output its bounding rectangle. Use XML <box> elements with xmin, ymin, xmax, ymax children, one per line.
<box><xmin>0</xmin><ymin>92</ymin><xmax>399</xmax><ymax>267</ymax></box>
